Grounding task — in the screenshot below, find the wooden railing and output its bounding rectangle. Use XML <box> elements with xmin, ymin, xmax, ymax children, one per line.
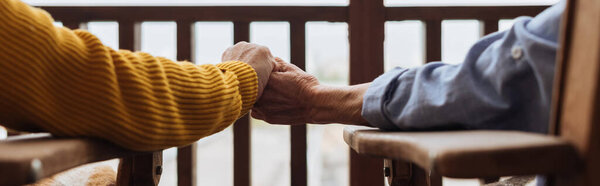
<box><xmin>39</xmin><ymin>1</ymin><xmax>547</xmax><ymax>186</ymax></box>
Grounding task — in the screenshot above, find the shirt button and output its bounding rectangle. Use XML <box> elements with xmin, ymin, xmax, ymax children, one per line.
<box><xmin>511</xmin><ymin>46</ymin><xmax>523</xmax><ymax>60</ymax></box>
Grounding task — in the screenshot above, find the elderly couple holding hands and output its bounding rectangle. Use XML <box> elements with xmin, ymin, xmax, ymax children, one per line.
<box><xmin>0</xmin><ymin>0</ymin><xmax>564</xmax><ymax>151</ymax></box>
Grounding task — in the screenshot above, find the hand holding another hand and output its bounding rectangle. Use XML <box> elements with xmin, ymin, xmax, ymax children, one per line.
<box><xmin>251</xmin><ymin>58</ymin><xmax>320</xmax><ymax>125</ymax></box>
<box><xmin>224</xmin><ymin>43</ymin><xmax>370</xmax><ymax>126</ymax></box>
<box><xmin>222</xmin><ymin>42</ymin><xmax>275</xmax><ymax>99</ymax></box>
<box><xmin>252</xmin><ymin>58</ymin><xmax>370</xmax><ymax>126</ymax></box>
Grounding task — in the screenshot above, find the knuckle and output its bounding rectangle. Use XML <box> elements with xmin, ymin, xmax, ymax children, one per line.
<box><xmin>256</xmin><ymin>46</ymin><xmax>270</xmax><ymax>54</ymax></box>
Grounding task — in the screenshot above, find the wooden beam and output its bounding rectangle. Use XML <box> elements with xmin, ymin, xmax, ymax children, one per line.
<box><xmin>349</xmin><ymin>0</ymin><xmax>385</xmax><ymax>186</ymax></box>
<box><xmin>482</xmin><ymin>19</ymin><xmax>499</xmax><ymax>36</ymax></box>
<box><xmin>118</xmin><ymin>151</ymin><xmax>163</xmax><ymax>186</ymax></box>
<box><xmin>552</xmin><ymin>0</ymin><xmax>600</xmax><ymax>185</ymax></box>
<box><xmin>425</xmin><ymin>20</ymin><xmax>442</xmax><ymax>62</ymax></box>
<box><xmin>62</xmin><ymin>21</ymin><xmax>83</xmax><ymax>30</ymax></box>
<box><xmin>385</xmin><ymin>6</ymin><xmax>548</xmax><ymax>21</ymax></box>
<box><xmin>290</xmin><ymin>21</ymin><xmax>307</xmax><ymax>186</ymax></box>
<box><xmin>233</xmin><ymin>21</ymin><xmax>251</xmax><ymax>186</ymax></box>
<box><xmin>118</xmin><ymin>20</ymin><xmax>141</xmax><ymax>51</ymax></box>
<box><xmin>41</xmin><ymin>6</ymin><xmax>348</xmax><ymax>22</ymax></box>
<box><xmin>176</xmin><ymin>19</ymin><xmax>197</xmax><ymax>186</ymax></box>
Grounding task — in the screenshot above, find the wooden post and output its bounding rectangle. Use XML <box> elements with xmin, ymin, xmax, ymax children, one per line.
<box><xmin>117</xmin><ymin>151</ymin><xmax>163</xmax><ymax>186</ymax></box>
<box><xmin>176</xmin><ymin>20</ymin><xmax>197</xmax><ymax>186</ymax></box>
<box><xmin>118</xmin><ymin>20</ymin><xmax>141</xmax><ymax>51</ymax></box>
<box><xmin>551</xmin><ymin>0</ymin><xmax>600</xmax><ymax>185</ymax></box>
<box><xmin>425</xmin><ymin>20</ymin><xmax>442</xmax><ymax>62</ymax></box>
<box><xmin>290</xmin><ymin>21</ymin><xmax>308</xmax><ymax>186</ymax></box>
<box><xmin>233</xmin><ymin>21</ymin><xmax>251</xmax><ymax>186</ymax></box>
<box><xmin>349</xmin><ymin>0</ymin><xmax>385</xmax><ymax>186</ymax></box>
<box><xmin>482</xmin><ymin>19</ymin><xmax>499</xmax><ymax>36</ymax></box>
<box><xmin>62</xmin><ymin>21</ymin><xmax>84</xmax><ymax>30</ymax></box>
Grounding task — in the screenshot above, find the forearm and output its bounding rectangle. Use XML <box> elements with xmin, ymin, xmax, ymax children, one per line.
<box><xmin>0</xmin><ymin>0</ymin><xmax>258</xmax><ymax>151</ymax></box>
<box><xmin>308</xmin><ymin>83</ymin><xmax>371</xmax><ymax>126</ymax></box>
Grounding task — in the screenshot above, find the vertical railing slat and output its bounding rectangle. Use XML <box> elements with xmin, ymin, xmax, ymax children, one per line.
<box><xmin>62</xmin><ymin>21</ymin><xmax>83</xmax><ymax>30</ymax></box>
<box><xmin>290</xmin><ymin>21</ymin><xmax>308</xmax><ymax>186</ymax></box>
<box><xmin>233</xmin><ymin>21</ymin><xmax>251</xmax><ymax>186</ymax></box>
<box><xmin>482</xmin><ymin>19</ymin><xmax>499</xmax><ymax>36</ymax></box>
<box><xmin>177</xmin><ymin>20</ymin><xmax>197</xmax><ymax>186</ymax></box>
<box><xmin>348</xmin><ymin>0</ymin><xmax>385</xmax><ymax>185</ymax></box>
<box><xmin>118</xmin><ymin>21</ymin><xmax>141</xmax><ymax>51</ymax></box>
<box><xmin>116</xmin><ymin>20</ymin><xmax>163</xmax><ymax>186</ymax></box>
<box><xmin>425</xmin><ymin>20</ymin><xmax>442</xmax><ymax>62</ymax></box>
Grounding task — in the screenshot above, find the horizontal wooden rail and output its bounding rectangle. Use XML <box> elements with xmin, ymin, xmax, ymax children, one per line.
<box><xmin>42</xmin><ymin>6</ymin><xmax>548</xmax><ymax>23</ymax></box>
<box><xmin>41</xmin><ymin>6</ymin><xmax>348</xmax><ymax>22</ymax></box>
<box><xmin>385</xmin><ymin>6</ymin><xmax>548</xmax><ymax>20</ymax></box>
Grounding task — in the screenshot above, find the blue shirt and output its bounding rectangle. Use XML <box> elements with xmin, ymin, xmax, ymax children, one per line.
<box><xmin>362</xmin><ymin>1</ymin><xmax>565</xmax><ymax>133</ymax></box>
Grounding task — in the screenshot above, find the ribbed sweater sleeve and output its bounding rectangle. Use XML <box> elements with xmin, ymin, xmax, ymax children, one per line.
<box><xmin>0</xmin><ymin>0</ymin><xmax>258</xmax><ymax>151</ymax></box>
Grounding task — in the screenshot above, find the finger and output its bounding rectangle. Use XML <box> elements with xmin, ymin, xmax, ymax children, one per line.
<box><xmin>273</xmin><ymin>58</ymin><xmax>289</xmax><ymax>72</ymax></box>
<box><xmin>260</xmin><ymin>84</ymin><xmax>294</xmax><ymax>101</ymax></box>
<box><xmin>274</xmin><ymin>57</ymin><xmax>286</xmax><ymax>64</ymax></box>
<box><xmin>274</xmin><ymin>59</ymin><xmax>304</xmax><ymax>73</ymax></box>
<box><xmin>262</xmin><ymin>109</ymin><xmax>307</xmax><ymax>125</ymax></box>
<box><xmin>254</xmin><ymin>101</ymin><xmax>297</xmax><ymax>113</ymax></box>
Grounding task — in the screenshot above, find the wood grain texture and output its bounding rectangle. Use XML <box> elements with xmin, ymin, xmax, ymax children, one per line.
<box><xmin>552</xmin><ymin>0</ymin><xmax>600</xmax><ymax>185</ymax></box>
<box><xmin>344</xmin><ymin>128</ymin><xmax>581</xmax><ymax>178</ymax></box>
<box><xmin>0</xmin><ymin>133</ymin><xmax>144</xmax><ymax>185</ymax></box>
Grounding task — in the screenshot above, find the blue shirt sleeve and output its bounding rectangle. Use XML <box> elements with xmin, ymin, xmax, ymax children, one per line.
<box><xmin>362</xmin><ymin>1</ymin><xmax>565</xmax><ymax>133</ymax></box>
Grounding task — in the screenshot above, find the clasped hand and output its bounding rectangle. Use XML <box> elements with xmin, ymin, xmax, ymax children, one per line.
<box><xmin>222</xmin><ymin>42</ymin><xmax>370</xmax><ymax>126</ymax></box>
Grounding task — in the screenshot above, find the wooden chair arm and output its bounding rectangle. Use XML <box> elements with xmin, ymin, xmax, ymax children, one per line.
<box><xmin>344</xmin><ymin>127</ymin><xmax>581</xmax><ymax>178</ymax></box>
<box><xmin>0</xmin><ymin>133</ymin><xmax>152</xmax><ymax>185</ymax></box>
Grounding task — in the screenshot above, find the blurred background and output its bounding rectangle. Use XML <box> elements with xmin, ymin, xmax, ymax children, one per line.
<box><xmin>2</xmin><ymin>0</ymin><xmax>559</xmax><ymax>185</ymax></box>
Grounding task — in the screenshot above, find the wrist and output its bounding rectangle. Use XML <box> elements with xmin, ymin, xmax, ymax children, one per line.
<box><xmin>303</xmin><ymin>84</ymin><xmax>326</xmax><ymax>123</ymax></box>
<box><xmin>307</xmin><ymin>84</ymin><xmax>370</xmax><ymax>126</ymax></box>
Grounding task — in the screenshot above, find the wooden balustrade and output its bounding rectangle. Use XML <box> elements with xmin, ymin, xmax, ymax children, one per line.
<box><xmin>39</xmin><ymin>3</ymin><xmax>548</xmax><ymax>186</ymax></box>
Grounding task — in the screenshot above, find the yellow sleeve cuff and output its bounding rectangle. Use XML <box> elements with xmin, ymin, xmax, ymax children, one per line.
<box><xmin>216</xmin><ymin>61</ymin><xmax>258</xmax><ymax>116</ymax></box>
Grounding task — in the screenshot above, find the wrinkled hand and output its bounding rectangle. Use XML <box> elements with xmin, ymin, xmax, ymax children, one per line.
<box><xmin>222</xmin><ymin>42</ymin><xmax>275</xmax><ymax>99</ymax></box>
<box><xmin>252</xmin><ymin>58</ymin><xmax>320</xmax><ymax>125</ymax></box>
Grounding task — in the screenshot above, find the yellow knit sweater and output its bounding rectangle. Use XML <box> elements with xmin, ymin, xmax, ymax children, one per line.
<box><xmin>0</xmin><ymin>0</ymin><xmax>258</xmax><ymax>151</ymax></box>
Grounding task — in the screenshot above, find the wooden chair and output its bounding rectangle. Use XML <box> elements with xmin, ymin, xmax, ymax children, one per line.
<box><xmin>344</xmin><ymin>0</ymin><xmax>599</xmax><ymax>185</ymax></box>
<box><xmin>0</xmin><ymin>133</ymin><xmax>163</xmax><ymax>186</ymax></box>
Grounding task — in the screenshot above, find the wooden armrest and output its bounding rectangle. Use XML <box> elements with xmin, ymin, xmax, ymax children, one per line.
<box><xmin>344</xmin><ymin>127</ymin><xmax>581</xmax><ymax>178</ymax></box>
<box><xmin>0</xmin><ymin>133</ymin><xmax>144</xmax><ymax>185</ymax></box>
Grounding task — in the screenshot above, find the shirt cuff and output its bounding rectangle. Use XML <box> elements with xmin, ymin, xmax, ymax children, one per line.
<box><xmin>362</xmin><ymin>68</ymin><xmax>409</xmax><ymax>130</ymax></box>
<box><xmin>216</xmin><ymin>61</ymin><xmax>258</xmax><ymax>115</ymax></box>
